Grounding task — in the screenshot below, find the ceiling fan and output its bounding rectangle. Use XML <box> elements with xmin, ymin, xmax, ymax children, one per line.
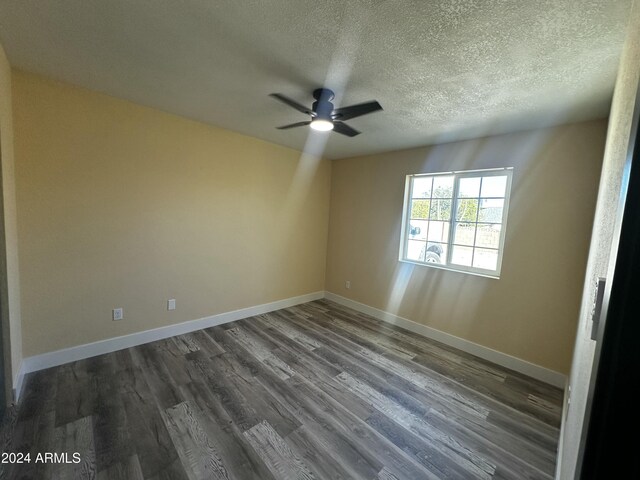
<box><xmin>269</xmin><ymin>88</ymin><xmax>383</xmax><ymax>137</ymax></box>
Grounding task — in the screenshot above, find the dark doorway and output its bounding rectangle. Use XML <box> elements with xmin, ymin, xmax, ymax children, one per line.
<box><xmin>580</xmin><ymin>91</ymin><xmax>640</xmax><ymax>477</ymax></box>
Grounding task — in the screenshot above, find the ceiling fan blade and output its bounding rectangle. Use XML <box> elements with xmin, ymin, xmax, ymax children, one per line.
<box><xmin>269</xmin><ymin>93</ymin><xmax>313</xmax><ymax>116</ymax></box>
<box><xmin>332</xmin><ymin>121</ymin><xmax>360</xmax><ymax>137</ymax></box>
<box><xmin>276</xmin><ymin>121</ymin><xmax>311</xmax><ymax>130</ymax></box>
<box><xmin>333</xmin><ymin>100</ymin><xmax>382</xmax><ymax>121</ymax></box>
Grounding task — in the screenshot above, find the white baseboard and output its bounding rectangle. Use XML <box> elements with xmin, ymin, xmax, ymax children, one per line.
<box><xmin>324</xmin><ymin>291</ymin><xmax>566</xmax><ymax>388</ymax></box>
<box><xmin>15</xmin><ymin>289</ymin><xmax>565</xmax><ymax>399</ymax></box>
<box><xmin>13</xmin><ymin>362</ymin><xmax>26</xmax><ymax>403</ymax></box>
<box><xmin>18</xmin><ymin>291</ymin><xmax>324</xmax><ymax>382</ymax></box>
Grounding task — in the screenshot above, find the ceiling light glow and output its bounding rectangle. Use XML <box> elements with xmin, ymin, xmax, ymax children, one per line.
<box><xmin>310</xmin><ymin>119</ymin><xmax>334</xmax><ymax>131</ymax></box>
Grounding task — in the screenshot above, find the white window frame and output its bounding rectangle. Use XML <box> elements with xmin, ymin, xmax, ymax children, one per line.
<box><xmin>399</xmin><ymin>167</ymin><xmax>513</xmax><ymax>278</ymax></box>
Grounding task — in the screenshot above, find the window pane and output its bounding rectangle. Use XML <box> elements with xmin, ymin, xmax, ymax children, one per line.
<box><xmin>411</xmin><ymin>199</ymin><xmax>430</xmax><ymax>219</ymax></box>
<box><xmin>453</xmin><ymin>223</ymin><xmax>476</xmax><ymax>246</ymax></box>
<box><xmin>406</xmin><ymin>240</ymin><xmax>426</xmax><ymax>262</ymax></box>
<box><xmin>473</xmin><ymin>248</ymin><xmax>499</xmax><ymax>270</ymax></box>
<box><xmin>478</xmin><ymin>198</ymin><xmax>504</xmax><ymax>223</ymax></box>
<box><xmin>412</xmin><ymin>177</ymin><xmax>432</xmax><ymax>198</ymax></box>
<box><xmin>451</xmin><ymin>245</ymin><xmax>473</xmax><ymax>266</ymax></box>
<box><xmin>424</xmin><ymin>242</ymin><xmax>447</xmax><ymax>265</ymax></box>
<box><xmin>458</xmin><ymin>177</ymin><xmax>481</xmax><ymax>198</ymax></box>
<box><xmin>429</xmin><ymin>199</ymin><xmax>451</xmax><ymax>220</ymax></box>
<box><xmin>432</xmin><ymin>176</ymin><xmax>454</xmax><ymax>198</ymax></box>
<box><xmin>426</xmin><ymin>221</ymin><xmax>449</xmax><ymax>243</ymax></box>
<box><xmin>408</xmin><ymin>220</ymin><xmax>428</xmax><ymax>241</ymax></box>
<box><xmin>480</xmin><ymin>175</ymin><xmax>507</xmax><ymax>198</ymax></box>
<box><xmin>456</xmin><ymin>199</ymin><xmax>478</xmax><ymax>222</ymax></box>
<box><xmin>476</xmin><ymin>223</ymin><xmax>501</xmax><ymax>249</ymax></box>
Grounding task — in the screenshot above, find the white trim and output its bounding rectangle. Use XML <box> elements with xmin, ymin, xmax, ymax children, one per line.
<box><xmin>19</xmin><ymin>292</ymin><xmax>324</xmax><ymax>378</ymax></box>
<box><xmin>324</xmin><ymin>291</ymin><xmax>566</xmax><ymax>388</ymax></box>
<box><xmin>16</xmin><ymin>289</ymin><xmax>565</xmax><ymax>395</ymax></box>
<box><xmin>398</xmin><ymin>259</ymin><xmax>500</xmax><ymax>279</ymax></box>
<box><xmin>13</xmin><ymin>361</ymin><xmax>26</xmax><ymax>402</ymax></box>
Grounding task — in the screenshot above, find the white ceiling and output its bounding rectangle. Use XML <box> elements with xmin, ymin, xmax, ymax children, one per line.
<box><xmin>0</xmin><ymin>0</ymin><xmax>631</xmax><ymax>159</ymax></box>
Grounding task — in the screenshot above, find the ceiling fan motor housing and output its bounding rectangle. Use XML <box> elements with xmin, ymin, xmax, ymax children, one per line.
<box><xmin>312</xmin><ymin>88</ymin><xmax>335</xmax><ymax>120</ymax></box>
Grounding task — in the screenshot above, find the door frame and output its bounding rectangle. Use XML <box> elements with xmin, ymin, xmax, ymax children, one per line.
<box><xmin>577</xmin><ymin>79</ymin><xmax>640</xmax><ymax>477</ymax></box>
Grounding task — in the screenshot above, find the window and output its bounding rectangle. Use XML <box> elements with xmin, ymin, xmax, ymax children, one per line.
<box><xmin>400</xmin><ymin>168</ymin><xmax>513</xmax><ymax>277</ymax></box>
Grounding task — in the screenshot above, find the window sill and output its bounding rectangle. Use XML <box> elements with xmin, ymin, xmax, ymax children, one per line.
<box><xmin>398</xmin><ymin>259</ymin><xmax>501</xmax><ymax>280</ymax></box>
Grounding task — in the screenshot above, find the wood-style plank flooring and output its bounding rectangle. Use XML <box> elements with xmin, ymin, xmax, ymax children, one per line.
<box><xmin>1</xmin><ymin>300</ymin><xmax>563</xmax><ymax>479</ymax></box>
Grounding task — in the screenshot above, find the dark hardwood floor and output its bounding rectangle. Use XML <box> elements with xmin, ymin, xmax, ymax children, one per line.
<box><xmin>1</xmin><ymin>300</ymin><xmax>562</xmax><ymax>479</ymax></box>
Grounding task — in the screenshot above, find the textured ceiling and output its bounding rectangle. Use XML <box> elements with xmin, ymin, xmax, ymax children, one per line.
<box><xmin>0</xmin><ymin>0</ymin><xmax>632</xmax><ymax>159</ymax></box>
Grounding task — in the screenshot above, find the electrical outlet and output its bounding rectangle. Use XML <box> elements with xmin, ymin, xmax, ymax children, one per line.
<box><xmin>112</xmin><ymin>308</ymin><xmax>123</xmax><ymax>321</ymax></box>
<box><xmin>167</xmin><ymin>298</ymin><xmax>176</xmax><ymax>311</ymax></box>
<box><xmin>346</xmin><ymin>280</ymin><xmax>351</xmax><ymax>289</ymax></box>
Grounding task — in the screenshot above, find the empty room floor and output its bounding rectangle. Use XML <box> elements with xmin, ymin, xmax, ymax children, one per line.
<box><xmin>2</xmin><ymin>300</ymin><xmax>562</xmax><ymax>479</ymax></box>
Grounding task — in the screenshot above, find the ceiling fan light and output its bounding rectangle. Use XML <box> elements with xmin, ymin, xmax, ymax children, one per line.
<box><xmin>310</xmin><ymin>118</ymin><xmax>334</xmax><ymax>131</ymax></box>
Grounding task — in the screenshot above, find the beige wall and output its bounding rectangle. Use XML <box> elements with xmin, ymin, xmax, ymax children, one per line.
<box><xmin>558</xmin><ymin>1</ymin><xmax>640</xmax><ymax>477</ymax></box>
<box><xmin>326</xmin><ymin>121</ymin><xmax>606</xmax><ymax>374</ymax></box>
<box><xmin>0</xmin><ymin>43</ymin><xmax>22</xmax><ymax>395</ymax></box>
<box><xmin>7</xmin><ymin>67</ymin><xmax>607</xmax><ymax>380</ymax></box>
<box><xmin>12</xmin><ymin>71</ymin><xmax>331</xmax><ymax>357</ymax></box>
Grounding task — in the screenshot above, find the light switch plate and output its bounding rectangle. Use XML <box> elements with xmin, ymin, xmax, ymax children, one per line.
<box><xmin>590</xmin><ymin>278</ymin><xmax>606</xmax><ymax>340</ymax></box>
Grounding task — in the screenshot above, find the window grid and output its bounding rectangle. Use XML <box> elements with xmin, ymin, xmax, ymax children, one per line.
<box><xmin>444</xmin><ymin>176</ymin><xmax>460</xmax><ymax>265</ymax></box>
<box><xmin>401</xmin><ymin>168</ymin><xmax>512</xmax><ymax>277</ymax></box>
<box><xmin>422</xmin><ymin>178</ymin><xmax>431</xmax><ymax>263</ymax></box>
<box><xmin>415</xmin><ymin>177</ymin><xmax>453</xmax><ymax>263</ymax></box>
<box><xmin>470</xmin><ymin>178</ymin><xmax>482</xmax><ymax>266</ymax></box>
